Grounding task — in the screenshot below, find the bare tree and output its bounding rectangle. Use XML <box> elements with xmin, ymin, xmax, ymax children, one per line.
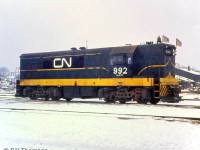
<box><xmin>0</xmin><ymin>67</ymin><xmax>10</xmax><ymax>78</ymax></box>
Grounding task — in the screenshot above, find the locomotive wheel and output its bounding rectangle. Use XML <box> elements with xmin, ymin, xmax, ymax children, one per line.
<box><xmin>29</xmin><ymin>91</ymin><xmax>37</xmax><ymax>100</ymax></box>
<box><xmin>44</xmin><ymin>96</ymin><xmax>50</xmax><ymax>100</ymax></box>
<box><xmin>119</xmin><ymin>100</ymin><xmax>126</xmax><ymax>104</ymax></box>
<box><xmin>118</xmin><ymin>98</ymin><xmax>126</xmax><ymax>104</ymax></box>
<box><xmin>48</xmin><ymin>87</ymin><xmax>61</xmax><ymax>101</ymax></box>
<box><xmin>136</xmin><ymin>98</ymin><xmax>149</xmax><ymax>104</ymax></box>
<box><xmin>65</xmin><ymin>98</ymin><xmax>72</xmax><ymax>102</ymax></box>
<box><xmin>51</xmin><ymin>96</ymin><xmax>60</xmax><ymax>101</ymax></box>
<box><xmin>104</xmin><ymin>93</ymin><xmax>114</xmax><ymax>103</ymax></box>
<box><xmin>44</xmin><ymin>89</ymin><xmax>50</xmax><ymax>100</ymax></box>
<box><xmin>150</xmin><ymin>98</ymin><xmax>160</xmax><ymax>105</ymax></box>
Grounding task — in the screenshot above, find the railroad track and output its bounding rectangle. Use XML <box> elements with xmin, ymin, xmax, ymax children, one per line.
<box><xmin>1</xmin><ymin>96</ymin><xmax>200</xmax><ymax>108</ymax></box>
<box><xmin>0</xmin><ymin>106</ymin><xmax>199</xmax><ymax>124</ymax></box>
<box><xmin>157</xmin><ymin>103</ymin><xmax>200</xmax><ymax>109</ymax></box>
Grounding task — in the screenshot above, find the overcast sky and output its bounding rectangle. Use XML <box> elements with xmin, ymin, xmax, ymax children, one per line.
<box><xmin>0</xmin><ymin>0</ymin><xmax>200</xmax><ymax>71</ymax></box>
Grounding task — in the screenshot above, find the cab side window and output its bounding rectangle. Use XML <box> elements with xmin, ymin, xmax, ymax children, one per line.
<box><xmin>110</xmin><ymin>55</ymin><xmax>125</xmax><ymax>65</ymax></box>
<box><xmin>127</xmin><ymin>56</ymin><xmax>132</xmax><ymax>64</ymax></box>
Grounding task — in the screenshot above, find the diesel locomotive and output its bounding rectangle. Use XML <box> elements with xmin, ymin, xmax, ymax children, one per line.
<box><xmin>16</xmin><ymin>41</ymin><xmax>181</xmax><ymax>104</ymax></box>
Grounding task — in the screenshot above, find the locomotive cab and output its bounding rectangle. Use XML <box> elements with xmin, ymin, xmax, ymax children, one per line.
<box><xmin>110</xmin><ymin>53</ymin><xmax>132</xmax><ymax>78</ymax></box>
<box><xmin>109</xmin><ymin>46</ymin><xmax>136</xmax><ymax>78</ymax></box>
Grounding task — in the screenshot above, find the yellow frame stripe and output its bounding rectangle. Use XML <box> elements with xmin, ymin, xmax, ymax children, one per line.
<box><xmin>20</xmin><ymin>78</ymin><xmax>154</xmax><ymax>87</ymax></box>
<box><xmin>20</xmin><ymin>73</ymin><xmax>179</xmax><ymax>87</ymax></box>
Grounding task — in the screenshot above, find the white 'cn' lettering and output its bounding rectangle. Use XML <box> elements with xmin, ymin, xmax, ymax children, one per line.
<box><xmin>53</xmin><ymin>57</ymin><xmax>72</xmax><ymax>68</ymax></box>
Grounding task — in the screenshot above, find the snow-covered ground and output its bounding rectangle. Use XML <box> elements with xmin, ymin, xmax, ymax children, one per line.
<box><xmin>1</xmin><ymin>109</ymin><xmax>200</xmax><ymax>150</ymax></box>
<box><xmin>0</xmin><ymin>89</ymin><xmax>15</xmax><ymax>94</ymax></box>
<box><xmin>0</xmin><ymin>93</ymin><xmax>200</xmax><ymax>150</ymax></box>
<box><xmin>180</xmin><ymin>92</ymin><xmax>200</xmax><ymax>99</ymax></box>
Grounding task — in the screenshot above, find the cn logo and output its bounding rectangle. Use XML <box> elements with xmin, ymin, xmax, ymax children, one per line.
<box><xmin>53</xmin><ymin>57</ymin><xmax>72</xmax><ymax>68</ymax></box>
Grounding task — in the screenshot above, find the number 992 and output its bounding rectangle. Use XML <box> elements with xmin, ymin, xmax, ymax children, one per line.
<box><xmin>113</xmin><ymin>67</ymin><xmax>127</xmax><ymax>75</ymax></box>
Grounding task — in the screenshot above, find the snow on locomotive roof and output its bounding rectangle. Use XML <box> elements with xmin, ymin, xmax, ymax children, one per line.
<box><xmin>20</xmin><ymin>43</ymin><xmax>175</xmax><ymax>58</ymax></box>
<box><xmin>20</xmin><ymin>47</ymin><xmax>114</xmax><ymax>58</ymax></box>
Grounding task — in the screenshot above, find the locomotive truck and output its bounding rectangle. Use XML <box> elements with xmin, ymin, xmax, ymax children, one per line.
<box><xmin>15</xmin><ymin>41</ymin><xmax>181</xmax><ymax>104</ymax></box>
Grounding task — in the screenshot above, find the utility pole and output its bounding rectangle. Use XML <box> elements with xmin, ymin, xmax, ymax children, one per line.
<box><xmin>86</xmin><ymin>40</ymin><xmax>88</xmax><ymax>49</ymax></box>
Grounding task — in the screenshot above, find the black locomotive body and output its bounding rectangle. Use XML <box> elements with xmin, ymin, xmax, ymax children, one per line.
<box><xmin>16</xmin><ymin>43</ymin><xmax>181</xmax><ymax>104</ymax></box>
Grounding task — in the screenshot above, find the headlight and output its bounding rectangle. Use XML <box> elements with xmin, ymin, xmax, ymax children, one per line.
<box><xmin>165</xmin><ymin>49</ymin><xmax>173</xmax><ymax>56</ymax></box>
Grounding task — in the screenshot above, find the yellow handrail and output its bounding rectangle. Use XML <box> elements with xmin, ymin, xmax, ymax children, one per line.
<box><xmin>137</xmin><ymin>57</ymin><xmax>174</xmax><ymax>76</ymax></box>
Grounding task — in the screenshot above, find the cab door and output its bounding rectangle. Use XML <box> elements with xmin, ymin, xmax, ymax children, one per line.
<box><xmin>110</xmin><ymin>54</ymin><xmax>132</xmax><ymax>78</ymax></box>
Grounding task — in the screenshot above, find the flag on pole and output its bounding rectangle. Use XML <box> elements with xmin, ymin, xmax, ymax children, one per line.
<box><xmin>176</xmin><ymin>38</ymin><xmax>182</xmax><ymax>47</ymax></box>
<box><xmin>162</xmin><ymin>35</ymin><xmax>169</xmax><ymax>43</ymax></box>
